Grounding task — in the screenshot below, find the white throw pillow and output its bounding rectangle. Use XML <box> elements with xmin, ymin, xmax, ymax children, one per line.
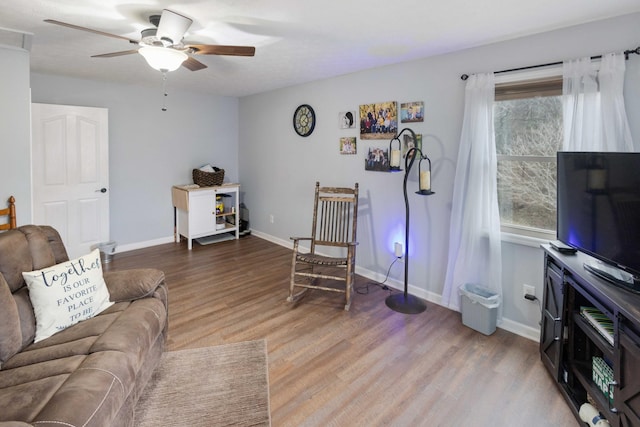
<box><xmin>22</xmin><ymin>249</ymin><xmax>113</xmax><ymax>343</ymax></box>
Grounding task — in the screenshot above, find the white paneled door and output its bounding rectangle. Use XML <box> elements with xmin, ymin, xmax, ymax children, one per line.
<box><xmin>31</xmin><ymin>103</ymin><xmax>109</xmax><ymax>259</ymax></box>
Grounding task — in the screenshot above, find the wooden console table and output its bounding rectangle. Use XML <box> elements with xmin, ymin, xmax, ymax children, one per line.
<box><xmin>540</xmin><ymin>245</ymin><xmax>640</xmax><ymax>426</ymax></box>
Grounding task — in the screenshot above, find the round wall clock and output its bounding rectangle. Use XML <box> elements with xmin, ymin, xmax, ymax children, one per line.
<box><xmin>293</xmin><ymin>104</ymin><xmax>316</xmax><ymax>137</ymax></box>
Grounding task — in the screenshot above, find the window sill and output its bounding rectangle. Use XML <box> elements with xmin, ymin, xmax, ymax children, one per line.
<box><xmin>501</xmin><ymin>232</ymin><xmax>548</xmax><ymax>248</ymax></box>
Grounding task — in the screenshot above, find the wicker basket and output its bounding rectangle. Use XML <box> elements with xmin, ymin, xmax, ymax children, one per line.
<box><xmin>192</xmin><ymin>168</ymin><xmax>225</xmax><ymax>187</ymax></box>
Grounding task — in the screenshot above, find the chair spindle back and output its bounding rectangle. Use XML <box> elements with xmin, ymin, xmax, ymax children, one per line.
<box><xmin>311</xmin><ymin>183</ymin><xmax>358</xmax><ymax>251</ymax></box>
<box><xmin>0</xmin><ymin>196</ymin><xmax>16</xmax><ymax>231</ymax></box>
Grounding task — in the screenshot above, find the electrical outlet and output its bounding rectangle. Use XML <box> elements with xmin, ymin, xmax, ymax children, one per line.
<box><xmin>394</xmin><ymin>242</ymin><xmax>403</xmax><ymax>258</ymax></box>
<box><xmin>269</xmin><ymin>214</ymin><xmax>274</xmax><ymax>224</ymax></box>
<box><xmin>523</xmin><ymin>284</ymin><xmax>535</xmax><ymax>299</ymax></box>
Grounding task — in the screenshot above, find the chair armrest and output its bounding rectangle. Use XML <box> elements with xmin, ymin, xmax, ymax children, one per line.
<box><xmin>103</xmin><ymin>268</ymin><xmax>165</xmax><ymax>302</ymax></box>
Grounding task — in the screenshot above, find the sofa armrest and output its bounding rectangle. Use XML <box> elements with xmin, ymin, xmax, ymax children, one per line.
<box><xmin>103</xmin><ymin>269</ymin><xmax>165</xmax><ymax>302</ymax></box>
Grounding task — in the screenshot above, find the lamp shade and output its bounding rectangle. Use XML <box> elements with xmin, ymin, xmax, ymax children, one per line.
<box><xmin>139</xmin><ymin>46</ymin><xmax>188</xmax><ymax>72</ymax></box>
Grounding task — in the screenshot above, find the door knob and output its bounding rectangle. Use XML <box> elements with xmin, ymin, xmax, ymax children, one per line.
<box><xmin>96</xmin><ymin>188</ymin><xmax>107</xmax><ymax>193</ymax></box>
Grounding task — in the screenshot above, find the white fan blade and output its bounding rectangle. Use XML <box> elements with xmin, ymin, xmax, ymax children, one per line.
<box><xmin>156</xmin><ymin>9</ymin><xmax>192</xmax><ymax>45</ymax></box>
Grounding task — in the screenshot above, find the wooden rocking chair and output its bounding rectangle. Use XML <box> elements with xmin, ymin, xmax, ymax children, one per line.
<box><xmin>0</xmin><ymin>196</ymin><xmax>16</xmax><ymax>231</ymax></box>
<box><xmin>288</xmin><ymin>182</ymin><xmax>359</xmax><ymax>310</ymax></box>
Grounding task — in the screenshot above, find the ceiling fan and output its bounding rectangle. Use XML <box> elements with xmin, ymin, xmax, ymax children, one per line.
<box><xmin>45</xmin><ymin>9</ymin><xmax>256</xmax><ymax>72</ymax></box>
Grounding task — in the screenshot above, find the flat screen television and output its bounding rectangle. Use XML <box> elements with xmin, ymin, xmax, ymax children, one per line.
<box><xmin>557</xmin><ymin>152</ymin><xmax>640</xmax><ymax>292</ymax></box>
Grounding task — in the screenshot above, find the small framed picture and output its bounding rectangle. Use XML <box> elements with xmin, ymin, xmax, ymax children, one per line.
<box><xmin>402</xmin><ymin>133</ymin><xmax>422</xmax><ymax>158</ymax></box>
<box><xmin>339</xmin><ymin>111</ymin><xmax>356</xmax><ymax>129</ymax></box>
<box><xmin>340</xmin><ymin>137</ymin><xmax>357</xmax><ymax>154</ymax></box>
<box><xmin>364</xmin><ymin>146</ymin><xmax>390</xmax><ymax>172</ymax></box>
<box><xmin>400</xmin><ymin>101</ymin><xmax>424</xmax><ymax>123</ymax></box>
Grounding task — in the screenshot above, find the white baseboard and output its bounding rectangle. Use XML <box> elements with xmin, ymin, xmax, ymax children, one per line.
<box><xmin>114</xmin><ymin>236</ymin><xmax>175</xmax><ymax>254</ymax></box>
<box><xmin>498</xmin><ymin>318</ymin><xmax>541</xmax><ymax>342</ymax></box>
<box><xmin>254</xmin><ymin>230</ymin><xmax>541</xmax><ymax>342</ymax></box>
<box><xmin>117</xmin><ymin>230</ymin><xmax>542</xmax><ymax>342</ymax></box>
<box><xmin>250</xmin><ymin>230</ymin><xmax>292</xmax><ymax>249</ymax></box>
<box><xmin>353</xmin><ymin>263</ymin><xmax>541</xmax><ymax>341</ymax></box>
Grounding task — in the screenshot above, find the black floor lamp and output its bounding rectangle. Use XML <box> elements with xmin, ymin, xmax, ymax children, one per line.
<box><xmin>385</xmin><ymin>128</ymin><xmax>434</xmax><ymax>314</ymax></box>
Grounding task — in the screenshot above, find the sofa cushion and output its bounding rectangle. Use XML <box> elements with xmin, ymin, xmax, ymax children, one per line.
<box><xmin>0</xmin><ymin>226</ymin><xmax>70</xmax><ymax>351</ymax></box>
<box><xmin>22</xmin><ymin>249</ymin><xmax>113</xmax><ymax>343</ymax></box>
<box><xmin>37</xmin><ymin>226</ymin><xmax>69</xmax><ymax>265</ymax></box>
<box><xmin>0</xmin><ymin>274</ymin><xmax>21</xmax><ymax>366</ymax></box>
<box><xmin>0</xmin><ymin>355</ymin><xmax>85</xmax><ymax>389</ymax></box>
<box><xmin>30</xmin><ymin>350</ymin><xmax>136</xmax><ymax>426</ymax></box>
<box><xmin>0</xmin><ymin>351</ymin><xmax>135</xmax><ymax>426</ymax></box>
<box><xmin>20</xmin><ymin>225</ymin><xmax>58</xmax><ymax>271</ymax></box>
<box><xmin>0</xmin><ymin>229</ymin><xmax>35</xmax><ymax>293</ymax></box>
<box><xmin>12</xmin><ymin>287</ymin><xmax>36</xmax><ymax>350</ymax></box>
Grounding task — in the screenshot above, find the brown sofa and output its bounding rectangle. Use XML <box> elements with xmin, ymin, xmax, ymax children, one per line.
<box><xmin>0</xmin><ymin>225</ymin><xmax>168</xmax><ymax>426</ymax></box>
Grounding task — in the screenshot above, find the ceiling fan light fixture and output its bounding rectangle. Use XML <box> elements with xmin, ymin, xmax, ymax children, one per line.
<box><xmin>139</xmin><ymin>46</ymin><xmax>187</xmax><ymax>72</ymax></box>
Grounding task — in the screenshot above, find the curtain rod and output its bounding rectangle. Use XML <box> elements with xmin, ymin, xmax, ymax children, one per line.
<box><xmin>460</xmin><ymin>46</ymin><xmax>640</xmax><ymax>80</ymax></box>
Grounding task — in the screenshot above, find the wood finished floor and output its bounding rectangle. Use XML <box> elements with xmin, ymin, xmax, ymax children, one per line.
<box><xmin>106</xmin><ymin>235</ymin><xmax>577</xmax><ymax>427</ymax></box>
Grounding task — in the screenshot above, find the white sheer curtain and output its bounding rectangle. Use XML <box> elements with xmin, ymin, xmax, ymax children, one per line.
<box><xmin>442</xmin><ymin>73</ymin><xmax>503</xmax><ymax>318</ymax></box>
<box><xmin>563</xmin><ymin>52</ymin><xmax>636</xmax><ymax>151</ymax></box>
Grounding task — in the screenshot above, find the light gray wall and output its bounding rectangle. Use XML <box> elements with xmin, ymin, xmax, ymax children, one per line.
<box><xmin>0</xmin><ymin>46</ymin><xmax>31</xmax><ymax>225</ymax></box>
<box><xmin>4</xmin><ymin>12</ymin><xmax>638</xmax><ymax>336</ymax></box>
<box><xmin>238</xmin><ymin>13</ymin><xmax>640</xmax><ymax>335</ymax></box>
<box><xmin>30</xmin><ymin>73</ymin><xmax>239</xmax><ymax>247</ymax></box>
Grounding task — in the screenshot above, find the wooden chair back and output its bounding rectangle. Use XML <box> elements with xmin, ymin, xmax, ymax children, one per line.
<box><xmin>0</xmin><ymin>196</ymin><xmax>16</xmax><ymax>231</ymax></box>
<box><xmin>310</xmin><ymin>182</ymin><xmax>358</xmax><ymax>253</ymax></box>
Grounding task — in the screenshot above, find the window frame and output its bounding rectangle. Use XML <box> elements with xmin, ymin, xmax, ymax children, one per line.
<box><xmin>494</xmin><ymin>66</ymin><xmax>563</xmax><ymax>244</ymax></box>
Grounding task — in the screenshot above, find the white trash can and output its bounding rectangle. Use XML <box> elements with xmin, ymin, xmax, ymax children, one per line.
<box><xmin>459</xmin><ymin>283</ymin><xmax>500</xmax><ymax>335</ymax></box>
<box><xmin>96</xmin><ymin>241</ymin><xmax>117</xmax><ymax>264</ymax></box>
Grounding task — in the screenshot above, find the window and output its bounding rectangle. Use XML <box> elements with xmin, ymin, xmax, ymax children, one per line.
<box><xmin>494</xmin><ymin>71</ymin><xmax>563</xmax><ymax>239</ymax></box>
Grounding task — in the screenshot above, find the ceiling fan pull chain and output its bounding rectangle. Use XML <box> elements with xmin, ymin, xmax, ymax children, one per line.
<box><xmin>161</xmin><ymin>71</ymin><xmax>168</xmax><ymax>112</ymax></box>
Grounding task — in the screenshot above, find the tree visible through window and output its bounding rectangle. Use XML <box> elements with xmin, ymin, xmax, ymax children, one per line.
<box><xmin>494</xmin><ymin>75</ymin><xmax>563</xmax><ymax>237</ymax></box>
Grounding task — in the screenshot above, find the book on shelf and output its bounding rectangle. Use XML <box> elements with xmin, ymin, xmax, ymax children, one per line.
<box><xmin>592</xmin><ymin>356</ymin><xmax>614</xmax><ymax>403</ymax></box>
<box><xmin>580</xmin><ymin>306</ymin><xmax>614</xmax><ymax>346</ymax></box>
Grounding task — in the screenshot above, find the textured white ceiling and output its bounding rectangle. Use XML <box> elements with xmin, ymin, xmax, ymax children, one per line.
<box><xmin>2</xmin><ymin>0</ymin><xmax>640</xmax><ymax>97</ymax></box>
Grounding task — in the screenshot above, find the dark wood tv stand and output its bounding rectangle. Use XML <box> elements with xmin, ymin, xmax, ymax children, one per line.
<box><xmin>541</xmin><ymin>245</ymin><xmax>640</xmax><ymax>426</ymax></box>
